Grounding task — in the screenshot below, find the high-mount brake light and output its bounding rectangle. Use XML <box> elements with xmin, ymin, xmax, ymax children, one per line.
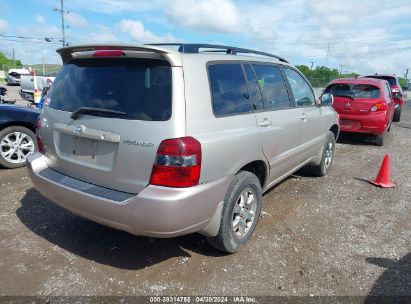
<box><xmin>150</xmin><ymin>137</ymin><xmax>202</xmax><ymax>188</ymax></box>
<box><xmin>93</xmin><ymin>50</ymin><xmax>125</xmax><ymax>57</ymax></box>
<box><xmin>370</xmin><ymin>102</ymin><xmax>387</xmax><ymax>112</ymax></box>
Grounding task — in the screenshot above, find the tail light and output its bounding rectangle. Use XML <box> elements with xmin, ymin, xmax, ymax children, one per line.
<box><xmin>150</xmin><ymin>137</ymin><xmax>202</xmax><ymax>188</ymax></box>
<box><xmin>35</xmin><ymin>118</ymin><xmax>45</xmax><ymax>154</ymax></box>
<box><xmin>370</xmin><ymin>102</ymin><xmax>387</xmax><ymax>112</ymax></box>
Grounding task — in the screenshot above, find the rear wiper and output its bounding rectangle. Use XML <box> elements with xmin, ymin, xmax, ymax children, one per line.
<box><xmin>70</xmin><ymin>107</ymin><xmax>127</xmax><ymax>120</ymax></box>
<box><xmin>334</xmin><ymin>94</ymin><xmax>354</xmax><ymax>100</ymax></box>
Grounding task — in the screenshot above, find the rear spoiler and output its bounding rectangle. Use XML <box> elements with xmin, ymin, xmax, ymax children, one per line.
<box><xmin>56</xmin><ymin>44</ymin><xmax>177</xmax><ymax>64</ymax></box>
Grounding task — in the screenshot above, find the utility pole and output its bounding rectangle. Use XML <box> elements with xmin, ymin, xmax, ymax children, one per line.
<box><xmin>326</xmin><ymin>42</ymin><xmax>330</xmax><ymax>69</ymax></box>
<box><xmin>405</xmin><ymin>68</ymin><xmax>409</xmax><ymax>82</ymax></box>
<box><xmin>12</xmin><ymin>48</ymin><xmax>16</xmax><ymax>68</ymax></box>
<box><xmin>310</xmin><ymin>61</ymin><xmax>315</xmax><ymax>71</ymax></box>
<box><xmin>339</xmin><ymin>64</ymin><xmax>343</xmax><ymax>75</ymax></box>
<box><xmin>54</xmin><ymin>0</ymin><xmax>69</xmax><ymax>47</ymax></box>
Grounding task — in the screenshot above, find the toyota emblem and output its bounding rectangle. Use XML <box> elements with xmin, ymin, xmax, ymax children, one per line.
<box><xmin>74</xmin><ymin>125</ymin><xmax>86</xmax><ymax>136</ymax></box>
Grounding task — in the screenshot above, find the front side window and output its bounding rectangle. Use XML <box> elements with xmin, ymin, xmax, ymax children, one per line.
<box><xmin>283</xmin><ymin>68</ymin><xmax>315</xmax><ymax>107</ymax></box>
<box><xmin>253</xmin><ymin>64</ymin><xmax>291</xmax><ymax>110</ymax></box>
<box><xmin>48</xmin><ymin>58</ymin><xmax>172</xmax><ymax>121</ymax></box>
<box><xmin>208</xmin><ymin>64</ymin><xmax>251</xmax><ymax>117</ymax></box>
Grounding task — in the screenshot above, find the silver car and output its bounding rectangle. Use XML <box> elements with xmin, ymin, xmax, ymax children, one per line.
<box><xmin>27</xmin><ymin>44</ymin><xmax>339</xmax><ymax>253</ymax></box>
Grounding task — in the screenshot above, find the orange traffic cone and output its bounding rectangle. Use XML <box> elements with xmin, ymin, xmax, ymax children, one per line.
<box><xmin>369</xmin><ymin>154</ymin><xmax>395</xmax><ymax>188</ymax></box>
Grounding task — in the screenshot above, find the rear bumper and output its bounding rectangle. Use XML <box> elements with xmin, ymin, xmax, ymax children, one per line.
<box><xmin>27</xmin><ymin>153</ymin><xmax>231</xmax><ymax>238</ymax></box>
<box><xmin>339</xmin><ymin>112</ymin><xmax>388</xmax><ymax>135</ymax></box>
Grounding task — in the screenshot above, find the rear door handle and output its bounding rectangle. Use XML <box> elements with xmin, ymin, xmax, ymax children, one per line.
<box><xmin>300</xmin><ymin>113</ymin><xmax>307</xmax><ymax>121</ymax></box>
<box><xmin>259</xmin><ymin>119</ymin><xmax>272</xmax><ymax>127</ymax></box>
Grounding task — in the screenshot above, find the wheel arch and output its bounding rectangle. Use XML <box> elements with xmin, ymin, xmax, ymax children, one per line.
<box><xmin>238</xmin><ymin>160</ymin><xmax>268</xmax><ymax>189</ymax></box>
<box><xmin>0</xmin><ymin>121</ymin><xmax>36</xmax><ymax>134</ymax></box>
<box><xmin>329</xmin><ymin>124</ymin><xmax>339</xmax><ymax>140</ymax></box>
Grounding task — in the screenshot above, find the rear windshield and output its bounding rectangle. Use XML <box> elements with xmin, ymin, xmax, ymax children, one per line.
<box><xmin>48</xmin><ymin>58</ymin><xmax>172</xmax><ymax>121</ymax></box>
<box><xmin>366</xmin><ymin>76</ymin><xmax>396</xmax><ymax>86</ymax></box>
<box><xmin>325</xmin><ymin>83</ymin><xmax>381</xmax><ymax>99</ymax></box>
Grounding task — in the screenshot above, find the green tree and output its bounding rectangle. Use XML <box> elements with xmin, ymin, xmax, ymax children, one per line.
<box><xmin>296</xmin><ymin>64</ymin><xmax>359</xmax><ymax>87</ymax></box>
<box><xmin>0</xmin><ymin>51</ymin><xmax>23</xmax><ymax>70</ymax></box>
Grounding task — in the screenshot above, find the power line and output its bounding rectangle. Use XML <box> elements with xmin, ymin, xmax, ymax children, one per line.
<box><xmin>0</xmin><ymin>34</ymin><xmax>60</xmax><ymax>41</ymax></box>
<box><xmin>0</xmin><ymin>37</ymin><xmax>61</xmax><ymax>45</ymax></box>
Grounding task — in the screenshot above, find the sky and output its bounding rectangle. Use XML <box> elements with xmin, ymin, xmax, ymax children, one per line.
<box><xmin>0</xmin><ymin>0</ymin><xmax>410</xmax><ymax>77</ymax></box>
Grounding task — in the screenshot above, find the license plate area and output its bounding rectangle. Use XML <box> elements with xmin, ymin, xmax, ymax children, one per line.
<box><xmin>55</xmin><ymin>132</ymin><xmax>117</xmax><ymax>169</ymax></box>
<box><xmin>74</xmin><ymin>137</ymin><xmax>98</xmax><ymax>163</ymax></box>
<box><xmin>340</xmin><ymin>119</ymin><xmax>361</xmax><ymax>129</ymax></box>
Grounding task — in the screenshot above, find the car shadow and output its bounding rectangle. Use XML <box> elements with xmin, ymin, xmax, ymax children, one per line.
<box><xmin>364</xmin><ymin>252</ymin><xmax>411</xmax><ymax>303</ymax></box>
<box><xmin>337</xmin><ymin>132</ymin><xmax>376</xmax><ymax>146</ymax></box>
<box><xmin>16</xmin><ymin>188</ymin><xmax>227</xmax><ymax>270</ymax></box>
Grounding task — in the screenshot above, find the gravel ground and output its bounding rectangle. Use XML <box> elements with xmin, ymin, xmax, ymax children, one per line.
<box><xmin>0</xmin><ymin>84</ymin><xmax>410</xmax><ymax>299</ymax></box>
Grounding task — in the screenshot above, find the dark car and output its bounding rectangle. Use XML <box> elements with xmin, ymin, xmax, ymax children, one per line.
<box><xmin>0</xmin><ymin>105</ymin><xmax>39</xmax><ymax>168</ymax></box>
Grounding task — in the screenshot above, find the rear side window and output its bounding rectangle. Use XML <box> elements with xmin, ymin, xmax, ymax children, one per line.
<box><xmin>208</xmin><ymin>64</ymin><xmax>251</xmax><ymax>117</ymax></box>
<box><xmin>325</xmin><ymin>83</ymin><xmax>381</xmax><ymax>99</ymax></box>
<box><xmin>383</xmin><ymin>83</ymin><xmax>391</xmax><ymax>99</ymax></box>
<box><xmin>253</xmin><ymin>65</ymin><xmax>291</xmax><ymax>110</ymax></box>
<box><xmin>48</xmin><ymin>58</ymin><xmax>172</xmax><ymax>121</ymax></box>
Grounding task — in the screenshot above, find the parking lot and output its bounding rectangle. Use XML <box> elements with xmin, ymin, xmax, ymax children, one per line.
<box><xmin>0</xmin><ymin>84</ymin><xmax>410</xmax><ymax>298</ymax></box>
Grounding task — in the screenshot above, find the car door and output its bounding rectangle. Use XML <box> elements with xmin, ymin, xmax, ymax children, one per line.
<box><xmin>282</xmin><ymin>67</ymin><xmax>325</xmax><ymax>163</ymax></box>
<box><xmin>244</xmin><ymin>63</ymin><xmax>301</xmax><ymax>185</ymax></box>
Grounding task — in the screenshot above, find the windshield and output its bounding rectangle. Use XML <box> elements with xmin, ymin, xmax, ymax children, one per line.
<box><xmin>47</xmin><ymin>58</ymin><xmax>172</xmax><ymax>121</ymax></box>
<box><xmin>325</xmin><ymin>83</ymin><xmax>381</xmax><ymax>99</ymax></box>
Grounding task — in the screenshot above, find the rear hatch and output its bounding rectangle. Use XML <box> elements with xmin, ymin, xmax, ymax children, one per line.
<box><xmin>326</xmin><ymin>83</ymin><xmax>382</xmax><ymax>115</ymax></box>
<box><xmin>40</xmin><ymin>54</ymin><xmax>183</xmax><ymax>194</ymax></box>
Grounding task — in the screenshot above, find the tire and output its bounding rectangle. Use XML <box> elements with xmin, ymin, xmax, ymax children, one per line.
<box><xmin>375</xmin><ymin>134</ymin><xmax>384</xmax><ymax>146</ymax></box>
<box><xmin>207</xmin><ymin>171</ymin><xmax>262</xmax><ymax>253</ymax></box>
<box><xmin>309</xmin><ymin>131</ymin><xmax>336</xmax><ymax>177</ymax></box>
<box><xmin>0</xmin><ymin>126</ymin><xmax>38</xmax><ymax>169</ymax></box>
<box><xmin>393</xmin><ymin>107</ymin><xmax>401</xmax><ymax>122</ymax></box>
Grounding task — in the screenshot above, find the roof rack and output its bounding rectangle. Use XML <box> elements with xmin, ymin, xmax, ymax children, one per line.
<box><xmin>146</xmin><ymin>43</ymin><xmax>289</xmax><ymax>63</ymax></box>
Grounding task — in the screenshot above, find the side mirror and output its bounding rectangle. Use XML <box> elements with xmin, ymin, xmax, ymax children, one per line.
<box><xmin>321</xmin><ymin>93</ymin><xmax>334</xmax><ymax>106</ymax></box>
<box><xmin>394</xmin><ymin>92</ymin><xmax>402</xmax><ymax>99</ymax></box>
